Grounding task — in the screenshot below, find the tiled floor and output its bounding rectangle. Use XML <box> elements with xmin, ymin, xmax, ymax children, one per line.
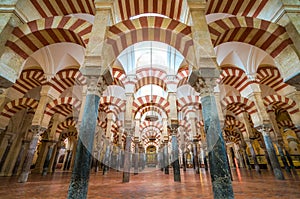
<box><xmin>0</xmin><ymin>167</ymin><xmax>299</xmax><ymax>199</ymax></box>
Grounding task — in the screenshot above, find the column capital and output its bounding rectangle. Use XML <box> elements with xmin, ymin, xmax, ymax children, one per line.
<box><xmin>188</xmin><ymin>69</ymin><xmax>219</xmax><ymax>97</ymax></box>
<box><xmin>31</xmin><ymin>125</ymin><xmax>46</xmax><ymax>136</ymax></box>
<box><xmin>256</xmin><ymin>124</ymin><xmax>272</xmax><ymax>136</ymax></box>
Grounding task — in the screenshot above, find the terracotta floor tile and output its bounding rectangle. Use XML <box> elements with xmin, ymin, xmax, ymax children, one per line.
<box><xmin>0</xmin><ymin>168</ymin><xmax>299</xmax><ymax>199</ymax></box>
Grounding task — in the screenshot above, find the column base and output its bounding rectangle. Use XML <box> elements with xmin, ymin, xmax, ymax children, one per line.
<box><xmin>18</xmin><ymin>172</ymin><xmax>29</xmax><ymax>183</ymax></box>
<box><xmin>122</xmin><ymin>172</ymin><xmax>130</xmax><ymax>183</ymax></box>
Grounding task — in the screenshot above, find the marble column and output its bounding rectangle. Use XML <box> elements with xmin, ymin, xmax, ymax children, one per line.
<box><xmin>42</xmin><ymin>143</ymin><xmax>54</xmax><ymax>176</ymax></box>
<box><xmin>103</xmin><ymin>143</ymin><xmax>111</xmax><ymax>175</ymax></box>
<box><xmin>123</xmin><ymin>135</ymin><xmax>132</xmax><ymax>183</ymax></box>
<box><xmin>18</xmin><ymin>126</ymin><xmax>44</xmax><ymax>183</ymax></box>
<box><xmin>257</xmin><ymin>126</ymin><xmax>284</xmax><ymax>180</ymax></box>
<box><xmin>159</xmin><ymin>146</ymin><xmax>164</xmax><ymax>171</ymax></box>
<box><xmin>275</xmin><ymin>140</ymin><xmax>291</xmax><ymax>173</ymax></box>
<box><xmin>163</xmin><ymin>140</ymin><xmax>169</xmax><ymax>175</ymax></box>
<box><xmin>133</xmin><ymin>139</ymin><xmax>139</xmax><ymax>175</ymax></box>
<box><xmin>181</xmin><ymin>146</ymin><xmax>187</xmax><ymax>172</ymax></box>
<box><xmin>171</xmin><ymin>133</ymin><xmax>181</xmax><ymax>182</ymax></box>
<box><xmin>242</xmin><ymin>148</ymin><xmax>251</xmax><ymax>170</ymax></box>
<box><xmin>63</xmin><ymin>150</ymin><xmax>71</xmax><ymax>170</ymax></box>
<box><xmin>193</xmin><ymin>139</ymin><xmax>200</xmax><ymax>174</ymax></box>
<box><xmin>51</xmin><ymin>145</ymin><xmax>61</xmax><ymax>173</ymax></box>
<box><xmin>191</xmin><ymin>74</ymin><xmax>234</xmax><ymax>199</ymax></box>
<box><xmin>246</xmin><ymin>140</ymin><xmax>261</xmax><ymax>173</ymax></box>
<box><xmin>0</xmin><ymin>139</ymin><xmax>12</xmax><ymax>171</ymax></box>
<box><xmin>13</xmin><ymin>140</ymin><xmax>28</xmax><ymax>175</ymax></box>
<box><xmin>67</xmin><ymin>75</ymin><xmax>107</xmax><ymax>199</ymax></box>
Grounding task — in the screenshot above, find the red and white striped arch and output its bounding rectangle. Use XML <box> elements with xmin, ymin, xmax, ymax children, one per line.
<box><xmin>278</xmin><ymin>120</ymin><xmax>294</xmax><ymax>129</ymax></box>
<box><xmin>43</xmin><ymin>97</ymin><xmax>81</xmax><ymax>124</ymax></box>
<box><xmin>0</xmin><ymin>98</ymin><xmax>39</xmax><ymax>127</ymax></box>
<box><xmin>224</xmin><ymin>119</ymin><xmax>246</xmax><ymax>134</ymax></box>
<box><xmin>30</xmin><ymin>0</ymin><xmax>95</xmax><ymax>18</ymax></box>
<box><xmin>177</xmin><ymin>77</ymin><xmax>188</xmax><ymax>88</ymax></box>
<box><xmin>206</xmin><ymin>0</ymin><xmax>268</xmax><ymax>18</ymax></box>
<box><xmin>57</xmin><ymin>118</ymin><xmax>77</xmax><ymax>134</ymax></box>
<box><xmin>6</xmin><ymin>16</ymin><xmax>92</xmax><ymax>59</ymax></box>
<box><xmin>208</xmin><ymin>16</ymin><xmax>293</xmax><ymax>58</ymax></box>
<box><xmin>132</xmin><ymin>95</ymin><xmax>170</xmax><ymax>117</ymax></box>
<box><xmin>100</xmin><ymin>96</ymin><xmax>126</xmax><ymax>113</ymax></box>
<box><xmin>140</xmin><ymin>121</ymin><xmax>163</xmax><ymax>131</ymax></box>
<box><xmin>179</xmin><ymin>120</ymin><xmax>190</xmax><ymax>130</ymax></box>
<box><xmin>49</xmin><ymin>69</ymin><xmax>86</xmax><ymax>94</ymax></box>
<box><xmin>180</xmin><ymin>107</ymin><xmax>198</xmax><ymax>119</ymax></box>
<box><xmin>97</xmin><ymin>118</ymin><xmax>107</xmax><ymax>129</ymax></box>
<box><xmin>106</xmin><ymin>16</ymin><xmax>193</xmax><ymax>63</ymax></box>
<box><xmin>117</xmin><ymin>0</ymin><xmax>184</xmax><ymax>21</ymax></box>
<box><xmin>112</xmin><ymin>78</ymin><xmax>125</xmax><ymax>89</ymax></box>
<box><xmin>177</xmin><ymin>96</ymin><xmax>201</xmax><ymax>111</ymax></box>
<box><xmin>256</xmin><ymin>67</ymin><xmax>288</xmax><ymax>92</ymax></box>
<box><xmin>139</xmin><ymin>106</ymin><xmax>165</xmax><ymax>118</ymax></box>
<box><xmin>263</xmin><ymin>95</ymin><xmax>299</xmax><ymax>114</ymax></box>
<box><xmin>134</xmin><ymin>77</ymin><xmax>167</xmax><ymax>92</ymax></box>
<box><xmin>222</xmin><ymin>96</ymin><xmax>257</xmax><ymax>115</ymax></box>
<box><xmin>218</xmin><ymin>67</ymin><xmax>252</xmax><ymax>92</ymax></box>
<box><xmin>113</xmin><ymin>68</ymin><xmax>126</xmax><ymax>81</ymax></box>
<box><xmin>136</xmin><ymin>67</ymin><xmax>167</xmax><ymax>80</ymax></box>
<box><xmin>61</xmin><ymin>131</ymin><xmax>78</xmax><ymax>141</ymax></box>
<box><xmin>177</xmin><ymin>66</ymin><xmax>189</xmax><ymax>79</ymax></box>
<box><xmin>11</xmin><ymin>69</ymin><xmax>47</xmax><ymax>96</ymax></box>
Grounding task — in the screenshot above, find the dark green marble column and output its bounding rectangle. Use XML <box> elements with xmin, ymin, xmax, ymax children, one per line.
<box><xmin>171</xmin><ymin>134</ymin><xmax>181</xmax><ymax>182</ymax></box>
<box><xmin>67</xmin><ymin>93</ymin><xmax>100</xmax><ymax>199</ymax></box>
<box><xmin>201</xmin><ymin>95</ymin><xmax>234</xmax><ymax>199</ymax></box>
<box><xmin>259</xmin><ymin>128</ymin><xmax>284</xmax><ymax>180</ymax></box>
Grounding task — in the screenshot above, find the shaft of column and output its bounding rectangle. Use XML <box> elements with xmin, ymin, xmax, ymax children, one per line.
<box><xmin>42</xmin><ymin>143</ymin><xmax>54</xmax><ymax>176</ymax></box>
<box><xmin>191</xmin><ymin>74</ymin><xmax>234</xmax><ymax>198</ymax></box>
<box><xmin>163</xmin><ymin>141</ymin><xmax>169</xmax><ymax>175</ymax></box>
<box><xmin>67</xmin><ymin>80</ymin><xmax>102</xmax><ymax>198</ymax></box>
<box><xmin>201</xmin><ymin>95</ymin><xmax>234</xmax><ymax>198</ymax></box>
<box><xmin>103</xmin><ymin>144</ymin><xmax>111</xmax><ymax>175</ymax></box>
<box><xmin>246</xmin><ymin>140</ymin><xmax>261</xmax><ymax>173</ymax></box>
<box><xmin>122</xmin><ymin>135</ymin><xmax>132</xmax><ymax>183</ymax></box>
<box><xmin>18</xmin><ymin>127</ymin><xmax>44</xmax><ymax>183</ymax></box>
<box><xmin>134</xmin><ymin>140</ymin><xmax>139</xmax><ymax>175</ymax></box>
<box><xmin>193</xmin><ymin>140</ymin><xmax>200</xmax><ymax>174</ymax></box>
<box><xmin>258</xmin><ymin>126</ymin><xmax>285</xmax><ymax>180</ymax></box>
<box><xmin>0</xmin><ymin>139</ymin><xmax>12</xmax><ymax>171</ymax></box>
<box><xmin>171</xmin><ymin>134</ymin><xmax>181</xmax><ymax>182</ymax></box>
<box><xmin>276</xmin><ymin>142</ymin><xmax>291</xmax><ymax>173</ymax></box>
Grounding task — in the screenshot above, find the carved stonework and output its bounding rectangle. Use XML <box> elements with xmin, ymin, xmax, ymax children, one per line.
<box><xmin>256</xmin><ymin>125</ymin><xmax>271</xmax><ymax>136</ymax></box>
<box><xmin>194</xmin><ymin>77</ymin><xmax>217</xmax><ymax>97</ymax></box>
<box><xmin>86</xmin><ymin>75</ymin><xmax>108</xmax><ymax>96</ymax></box>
